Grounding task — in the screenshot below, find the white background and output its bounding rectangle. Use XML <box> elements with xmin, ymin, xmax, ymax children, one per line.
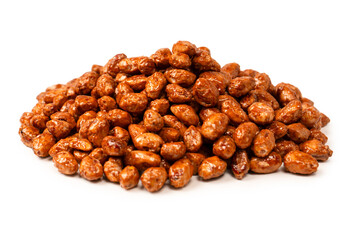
<box><xmin>1</xmin><ymin>0</ymin><xmax>359</xmax><ymax>239</ymax></box>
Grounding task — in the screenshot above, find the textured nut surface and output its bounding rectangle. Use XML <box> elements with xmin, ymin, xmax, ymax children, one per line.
<box><xmin>124</xmin><ymin>151</ymin><xmax>161</xmax><ymax>171</ymax></box>
<box><xmin>159</xmin><ymin>127</ymin><xmax>180</xmax><ymax>143</ymax></box>
<box><xmin>233</xmin><ymin>122</ymin><xmax>259</xmax><ymax>149</ymax></box>
<box><xmin>248</xmin><ymin>102</ymin><xmax>274</xmax><ymax>125</ymax></box>
<box><xmin>53</xmin><ymin>151</ymin><xmax>78</xmax><ymax>175</ymax></box>
<box><xmin>201</xmin><ymin>113</ymin><xmax>229</xmax><ymax>141</ymax></box>
<box><xmin>183</xmin><ymin>126</ymin><xmax>203</xmax><ymax>152</ymax></box>
<box><xmin>141</xmin><ymin>167</ymin><xmax>167</xmax><ymax>192</ymax></box>
<box><xmin>32</xmin><ymin>132</ymin><xmax>56</xmax><ymax>157</ymax></box>
<box><xmin>185</xmin><ymin>153</ymin><xmax>205</xmax><ymax>175</ymax></box>
<box><xmin>101</xmin><ymin>136</ymin><xmax>127</xmax><ymax>156</ymax></box>
<box><xmin>250</xmin><ymin>152</ymin><xmax>282</xmax><ymax>174</ymax></box>
<box><xmin>299</xmin><ymin>139</ymin><xmax>333</xmax><ymax>161</ymax></box>
<box><xmin>119</xmin><ymin>166</ymin><xmax>140</xmax><ymax>190</ymax></box>
<box><xmin>133</xmin><ymin>133</ymin><xmax>164</xmax><ymax>153</ymax></box>
<box><xmin>160</xmin><ymin>142</ymin><xmax>186</xmax><ymax>162</ymax></box>
<box><xmin>198</xmin><ymin>156</ymin><xmax>227</xmax><ymax>180</ymax></box>
<box><xmin>143</xmin><ymin>110</ymin><xmax>164</xmax><ymax>132</ymax></box>
<box><xmin>231</xmin><ymin>150</ymin><xmax>250</xmax><ymax>180</ymax></box>
<box><xmin>170</xmin><ymin>104</ymin><xmax>199</xmax><ymax>126</ymax></box>
<box><xmin>252</xmin><ymin>129</ymin><xmax>276</xmax><ymax>157</ymax></box>
<box><xmin>104</xmin><ymin>157</ymin><xmax>123</xmax><ymax>182</ymax></box>
<box><xmin>169</xmin><ymin>159</ymin><xmax>194</xmax><ymax>188</ymax></box>
<box><xmin>79</xmin><ymin>156</ymin><xmax>103</xmax><ymax>181</ymax></box>
<box><xmin>193</xmin><ymin>78</ymin><xmax>219</xmax><ymax>107</ymax></box>
<box><xmin>273</xmin><ymin>140</ymin><xmax>299</xmax><ymax>158</ymax></box>
<box><xmin>284</xmin><ymin>150</ymin><xmax>318</xmax><ymax>175</ymax></box>
<box><xmin>213</xmin><ymin>136</ymin><xmax>236</xmax><ymax>159</ymax></box>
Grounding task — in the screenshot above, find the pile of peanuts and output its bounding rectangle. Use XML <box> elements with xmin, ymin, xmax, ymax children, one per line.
<box><xmin>19</xmin><ymin>41</ymin><xmax>333</xmax><ymax>192</ymax></box>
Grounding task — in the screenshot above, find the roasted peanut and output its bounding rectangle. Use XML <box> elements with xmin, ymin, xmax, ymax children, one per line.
<box><xmin>75</xmin><ymin>71</ymin><xmax>99</xmax><ymax>95</ymax></box>
<box><xmin>73</xmin><ymin>150</ymin><xmax>89</xmax><ymax>163</ymax></box>
<box><xmin>228</xmin><ymin>76</ymin><xmax>255</xmax><ymax>97</ymax></box>
<box><xmin>111</xmin><ymin>126</ymin><xmax>130</xmax><ymax>143</ymax></box>
<box><xmin>53</xmin><ymin>151</ymin><xmax>78</xmax><ymax>175</ymax></box>
<box><xmin>273</xmin><ymin>140</ymin><xmax>299</xmax><ymax>157</ymax></box>
<box><xmin>221</xmin><ymin>63</ymin><xmax>240</xmax><ymax>79</ymax></box>
<box><xmin>164</xmin><ymin>68</ymin><xmax>196</xmax><ymax>87</ymax></box>
<box><xmin>32</xmin><ymin>132</ymin><xmax>56</xmax><ymax>157</ymax></box>
<box><xmin>124</xmin><ymin>74</ymin><xmax>147</xmax><ymax>91</ymax></box>
<box><xmin>199</xmin><ymin>108</ymin><xmax>221</xmax><ymax>122</ymax></box>
<box><xmin>75</xmin><ymin>95</ymin><xmax>98</xmax><ymax>114</ymax></box>
<box><xmin>287</xmin><ymin>123</ymin><xmax>311</xmax><ymax>143</ymax></box>
<box><xmin>213</xmin><ymin>136</ymin><xmax>236</xmax><ymax>159</ymax></box>
<box><xmin>79</xmin><ymin>117</ymin><xmax>110</xmax><ymax>147</ymax></box>
<box><xmin>107</xmin><ymin>109</ymin><xmax>132</xmax><ymax>128</ymax></box>
<box><xmin>103</xmin><ymin>54</ymin><xmax>127</xmax><ymax>77</ymax></box>
<box><xmin>267</xmin><ymin>121</ymin><xmax>288</xmax><ymax>139</ymax></box>
<box><xmin>169</xmin><ymin>159</ymin><xmax>194</xmax><ymax>188</ymax></box>
<box><xmin>166</xmin><ymin>84</ymin><xmax>192</xmax><ymax>103</ymax></box>
<box><xmin>79</xmin><ymin>156</ymin><xmax>103</xmax><ymax>181</ymax></box>
<box><xmin>118</xmin><ymin>57</ymin><xmax>142</xmax><ymax>75</ymax></box>
<box><xmin>77</xmin><ymin>111</ymin><xmax>97</xmax><ymax>131</ymax></box>
<box><xmin>198</xmin><ymin>156</ymin><xmax>227</xmax><ymax>180</ymax></box>
<box><xmin>124</xmin><ymin>151</ymin><xmax>161</xmax><ymax>171</ymax></box>
<box><xmin>119</xmin><ymin>93</ymin><xmax>148</xmax><ymax>113</ymax></box>
<box><xmin>138</xmin><ymin>57</ymin><xmax>156</xmax><ymax>75</ymax></box>
<box><xmin>276</xmin><ymin>83</ymin><xmax>302</xmax><ymax>106</ymax></box>
<box><xmin>160</xmin><ymin>142</ymin><xmax>187</xmax><ymax>162</ymax></box>
<box><xmin>309</xmin><ymin>128</ymin><xmax>328</xmax><ymax>144</ymax></box>
<box><xmin>30</xmin><ymin>114</ymin><xmax>49</xmax><ymax>132</ymax></box>
<box><xmin>68</xmin><ymin>137</ymin><xmax>93</xmax><ymax>152</ymax></box>
<box><xmin>185</xmin><ymin>153</ymin><xmax>205</xmax><ymax>175</ymax></box>
<box><xmin>275</xmin><ymin>99</ymin><xmax>302</xmax><ymax>124</ymax></box>
<box><xmin>133</xmin><ymin>133</ymin><xmax>164</xmax><ymax>152</ymax></box>
<box><xmin>199</xmin><ymin>71</ymin><xmax>230</xmax><ymax>94</ymax></box>
<box><xmin>250</xmin><ymin>152</ymin><xmax>282</xmax><ymax>174</ymax></box>
<box><xmin>283</xmin><ymin>150</ymin><xmax>318</xmax><ymax>175</ymax></box>
<box><xmin>141</xmin><ymin>167</ymin><xmax>167</xmax><ymax>192</ymax></box>
<box><xmin>170</xmin><ymin>104</ymin><xmax>199</xmax><ymax>126</ymax></box>
<box><xmin>300</xmin><ymin>105</ymin><xmax>320</xmax><ymax>128</ymax></box>
<box><xmin>201</xmin><ymin>113</ymin><xmax>229</xmax><ymax>141</ymax></box>
<box><xmin>233</xmin><ymin>122</ymin><xmax>259</xmax><ymax>149</ymax></box>
<box><xmin>143</xmin><ymin>110</ymin><xmax>164</xmax><ymax>132</ymax></box>
<box><xmin>169</xmin><ymin>53</ymin><xmax>192</xmax><ymax>69</ymax></box>
<box><xmin>183</xmin><ymin>126</ymin><xmax>203</xmax><ymax>152</ymax></box>
<box><xmin>101</xmin><ymin>136</ymin><xmax>127</xmax><ymax>156</ymax></box>
<box><xmin>254</xmin><ymin>72</ymin><xmax>271</xmax><ymax>91</ymax></box>
<box><xmin>19</xmin><ymin>125</ymin><xmax>40</xmax><ymax>148</ymax></box>
<box><xmin>218</xmin><ymin>95</ymin><xmax>249</xmax><ymax>125</ymax></box>
<box><xmin>46</xmin><ymin>120</ymin><xmax>72</xmax><ymax>139</ymax></box>
<box><xmin>89</xmin><ymin>148</ymin><xmax>108</xmax><ymax>165</ymax></box>
<box><xmin>145</xmin><ymin>72</ymin><xmax>167</xmax><ymax>100</ymax></box>
<box><xmin>119</xmin><ymin>166</ymin><xmax>140</xmax><ymax>190</ymax></box>
<box><xmin>193</xmin><ymin>78</ymin><xmax>219</xmax><ymax>107</ymax></box>
<box><xmin>104</xmin><ymin>157</ymin><xmax>123</xmax><ymax>182</ymax></box>
<box><xmin>163</xmin><ymin>115</ymin><xmax>187</xmax><ymax>136</ymax></box>
<box><xmin>128</xmin><ymin>124</ymin><xmax>148</xmax><ymax>140</ymax></box>
<box><xmin>172</xmin><ymin>41</ymin><xmax>197</xmax><ymax>56</ymax></box>
<box><xmin>299</xmin><ymin>139</ymin><xmax>333</xmax><ymax>161</ymax></box>
<box><xmin>248</xmin><ymin>102</ymin><xmax>274</xmax><ymax>125</ymax></box>
<box><xmin>252</xmin><ymin>129</ymin><xmax>276</xmax><ymax>157</ymax></box>
<box><xmin>231</xmin><ymin>150</ymin><xmax>250</xmax><ymax>180</ymax></box>
<box><xmin>159</xmin><ymin>127</ymin><xmax>180</xmax><ymax>143</ymax></box>
<box><xmin>49</xmin><ymin>139</ymin><xmax>71</xmax><ymax>157</ymax></box>
<box><xmin>150</xmin><ymin>48</ymin><xmax>171</xmax><ymax>69</ymax></box>
<box><xmin>98</xmin><ymin>96</ymin><xmax>117</xmax><ymax>111</ymax></box>
<box><xmin>148</xmin><ymin>99</ymin><xmax>170</xmax><ymax>115</ymax></box>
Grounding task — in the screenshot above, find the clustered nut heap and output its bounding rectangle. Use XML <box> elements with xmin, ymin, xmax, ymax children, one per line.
<box><xmin>19</xmin><ymin>41</ymin><xmax>333</xmax><ymax>192</ymax></box>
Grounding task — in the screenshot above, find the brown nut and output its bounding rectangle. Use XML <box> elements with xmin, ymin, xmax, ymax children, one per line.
<box><xmin>267</xmin><ymin>121</ymin><xmax>288</xmax><ymax>139</ymax></box>
<box><xmin>193</xmin><ymin>78</ymin><xmax>219</xmax><ymax>107</ymax></box>
<box><xmin>53</xmin><ymin>151</ymin><xmax>78</xmax><ymax>175</ymax></box>
<box><xmin>79</xmin><ymin>117</ymin><xmax>110</xmax><ymax>147</ymax></box>
<box><xmin>275</xmin><ymin>100</ymin><xmax>302</xmax><ymax>124</ymax></box>
<box><xmin>68</xmin><ymin>137</ymin><xmax>93</xmax><ymax>152</ymax></box>
<box><xmin>309</xmin><ymin>128</ymin><xmax>328</xmax><ymax>144</ymax></box>
<box><xmin>224</xmin><ymin>125</ymin><xmax>236</xmax><ymax>138</ymax></box>
<box><xmin>283</xmin><ymin>150</ymin><xmax>318</xmax><ymax>175</ymax></box>
<box><xmin>75</xmin><ymin>71</ymin><xmax>99</xmax><ymax>95</ymax></box>
<box><xmin>19</xmin><ymin>125</ymin><xmax>40</xmax><ymax>148</ymax></box>
<box><xmin>164</xmin><ymin>68</ymin><xmax>196</xmax><ymax>87</ymax></box>
<box><xmin>163</xmin><ymin>115</ymin><xmax>187</xmax><ymax>136</ymax></box>
<box><xmin>185</xmin><ymin>153</ymin><xmax>205</xmax><ymax>175</ymax></box>
<box><xmin>103</xmin><ymin>53</ymin><xmax>127</xmax><ymax>77</ymax></box>
<box><xmin>46</xmin><ymin>120</ymin><xmax>72</xmax><ymax>139</ymax></box>
<box><xmin>50</xmin><ymin>112</ymin><xmax>76</xmax><ymax>129</ymax></box>
<box><xmin>248</xmin><ymin>102</ymin><xmax>274</xmax><ymax>125</ymax></box>
<box><xmin>165</xmin><ymin>84</ymin><xmax>193</xmax><ymax>103</ymax></box>
<box><xmin>199</xmin><ymin>71</ymin><xmax>230</xmax><ymax>94</ymax></box>
<box><xmin>150</xmin><ymin>48</ymin><xmax>171</xmax><ymax>69</ymax></box>
<box><xmin>276</xmin><ymin>83</ymin><xmax>302</xmax><ymax>106</ymax></box>
<box><xmin>118</xmin><ymin>57</ymin><xmax>142</xmax><ymax>75</ymax></box>
<box><xmin>128</xmin><ymin>124</ymin><xmax>148</xmax><ymax>140</ymax></box>
<box><xmin>213</xmin><ymin>136</ymin><xmax>236</xmax><ymax>160</ymax></box>
<box><xmin>239</xmin><ymin>69</ymin><xmax>259</xmax><ymax>77</ymax></box>
<box><xmin>124</xmin><ymin>151</ymin><xmax>161</xmax><ymax>171</ymax></box>
<box><xmin>98</xmin><ymin>96</ymin><xmax>117</xmax><ymax>112</ymax></box>
<box><xmin>299</xmin><ymin>139</ymin><xmax>333</xmax><ymax>161</ymax></box>
<box><xmin>119</xmin><ymin>166</ymin><xmax>140</xmax><ymax>190</ymax></box>
<box><xmin>233</xmin><ymin>122</ymin><xmax>259</xmax><ymax>149</ymax></box>
<box><xmin>133</xmin><ymin>133</ymin><xmax>164</xmax><ymax>153</ymax></box>
<box><xmin>91</xmin><ymin>64</ymin><xmax>103</xmax><ymax>75</ymax></box>
<box><xmin>20</xmin><ymin>112</ymin><xmax>35</xmax><ymax>126</ymax></box>
<box><xmin>148</xmin><ymin>99</ymin><xmax>170</xmax><ymax>115</ymax></box>
<box><xmin>119</xmin><ymin>93</ymin><xmax>148</xmax><ymax>114</ymax></box>
<box><xmin>32</xmin><ymin>132</ymin><xmax>56</xmax><ymax>157</ymax></box>
<box><xmin>101</xmin><ymin>136</ymin><xmax>127</xmax><ymax>156</ymax></box>
<box><xmin>198</xmin><ymin>156</ymin><xmax>227</xmax><ymax>180</ymax></box>
<box><xmin>319</xmin><ymin>113</ymin><xmax>330</xmax><ymax>128</ymax></box>
<box><xmin>219</xmin><ymin>95</ymin><xmax>249</xmax><ymax>125</ymax></box>
<box><xmin>145</xmin><ymin>72</ymin><xmax>167</xmax><ymax>100</ymax></box>
<box><xmin>89</xmin><ymin>148</ymin><xmax>108</xmax><ymax>165</ymax></box>
<box><xmin>252</xmin><ymin>129</ymin><xmax>276</xmax><ymax>157</ymax></box>
<box><xmin>104</xmin><ymin>157</ymin><xmax>123</xmax><ymax>182</ymax></box>
<box><xmin>77</xmin><ymin>111</ymin><xmax>97</xmax><ymax>131</ymax></box>
<box><xmin>183</xmin><ymin>126</ymin><xmax>203</xmax><ymax>152</ymax></box>
<box><xmin>169</xmin><ymin>159</ymin><xmax>194</xmax><ymax>188</ymax></box>
<box><xmin>141</xmin><ymin>167</ymin><xmax>168</xmax><ymax>193</ymax></box>
<box><xmin>273</xmin><ymin>140</ymin><xmax>299</xmax><ymax>158</ymax></box>
<box><xmin>192</xmin><ymin>48</ymin><xmax>220</xmax><ymax>72</ymax></box>
<box><xmin>169</xmin><ymin>53</ymin><xmax>192</xmax><ymax>69</ymax></box>
<box><xmin>199</xmin><ymin>108</ymin><xmax>221</xmax><ymax>122</ymax></box>
<box><xmin>107</xmin><ymin>109</ymin><xmax>132</xmax><ymax>128</ymax></box>
<box><xmin>30</xmin><ymin>114</ymin><xmax>49</xmax><ymax>132</ymax></box>
<box><xmin>160</xmin><ymin>142</ymin><xmax>187</xmax><ymax>162</ymax></box>
<box><xmin>228</xmin><ymin>76</ymin><xmax>255</xmax><ymax>97</ymax></box>
<box><xmin>231</xmin><ymin>150</ymin><xmax>250</xmax><ymax>180</ymax></box>
<box><xmin>124</xmin><ymin>74</ymin><xmax>147</xmax><ymax>91</ymax></box>
<box><xmin>48</xmin><ymin>138</ymin><xmax>70</xmax><ymax>158</ymax></box>
<box><xmin>254</xmin><ymin>73</ymin><xmax>271</xmax><ymax>91</ymax></box>
<box><xmin>221</xmin><ymin>63</ymin><xmax>241</xmax><ymax>79</ymax></box>
<box><xmin>250</xmin><ymin>152</ymin><xmax>282</xmax><ymax>174</ymax></box>
<box><xmin>159</xmin><ymin>127</ymin><xmax>180</xmax><ymax>143</ymax></box>
<box><xmin>96</xmin><ymin>74</ymin><xmax>115</xmax><ymax>97</ymax></box>
<box><xmin>200</xmin><ymin>113</ymin><xmax>229</xmax><ymax>141</ymax></box>
<box><xmin>300</xmin><ymin>105</ymin><xmax>320</xmax><ymax>128</ymax></box>
<box><xmin>75</xmin><ymin>95</ymin><xmax>98</xmax><ymax>114</ymax></box>
<box><xmin>79</xmin><ymin>156</ymin><xmax>103</xmax><ymax>181</ymax></box>
<box><xmin>172</xmin><ymin>41</ymin><xmax>197</xmax><ymax>56</ymax></box>
<box><xmin>115</xmin><ymin>82</ymin><xmax>134</xmax><ymax>104</ymax></box>
<box><xmin>287</xmin><ymin>123</ymin><xmax>311</xmax><ymax>143</ymax></box>
<box><xmin>138</xmin><ymin>57</ymin><xmax>156</xmax><ymax>75</ymax></box>
<box><xmin>143</xmin><ymin>110</ymin><xmax>164</xmax><ymax>132</ymax></box>
<box><xmin>170</xmin><ymin>104</ymin><xmax>199</xmax><ymax>126</ymax></box>
<box><xmin>111</xmin><ymin>127</ymin><xmax>130</xmax><ymax>143</ymax></box>
<box><xmin>73</xmin><ymin>150</ymin><xmax>89</xmax><ymax>163</ymax></box>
